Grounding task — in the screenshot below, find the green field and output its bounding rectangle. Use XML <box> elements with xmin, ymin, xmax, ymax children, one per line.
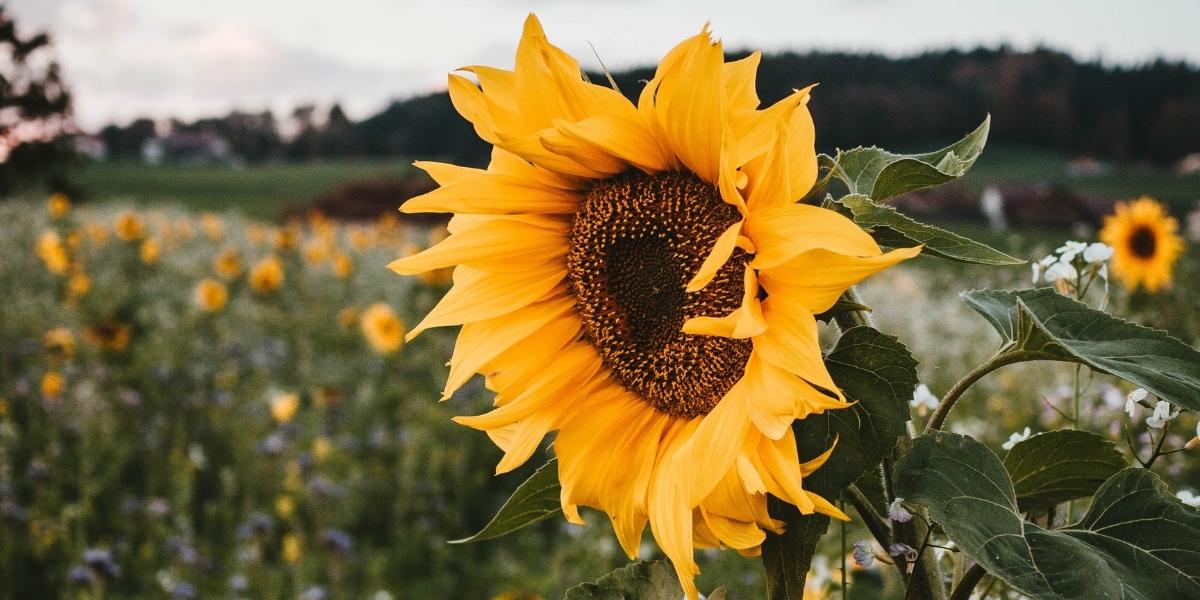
<box><xmin>70</xmin><ymin>160</ymin><xmax>412</xmax><ymax>220</ymax></box>
<box><xmin>66</xmin><ymin>146</ymin><xmax>1200</xmax><ymax>222</ymax></box>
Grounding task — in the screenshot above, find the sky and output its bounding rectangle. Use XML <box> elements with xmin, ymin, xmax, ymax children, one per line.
<box><xmin>9</xmin><ymin>0</ymin><xmax>1200</xmax><ymax>130</ymax></box>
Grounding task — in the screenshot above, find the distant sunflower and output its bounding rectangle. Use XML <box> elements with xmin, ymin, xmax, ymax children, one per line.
<box><xmin>249</xmin><ymin>256</ymin><xmax>284</xmax><ymax>294</ymax></box>
<box><xmin>360</xmin><ymin>302</ymin><xmax>405</xmax><ymax>354</ymax></box>
<box><xmin>84</xmin><ymin>320</ymin><xmax>130</xmax><ymax>352</ymax></box>
<box><xmin>194</xmin><ymin>278</ymin><xmax>229</xmax><ymax>312</ymax></box>
<box><xmin>1100</xmin><ymin>196</ymin><xmax>1184</xmax><ymax>292</ymax></box>
<box><xmin>389</xmin><ymin>16</ymin><xmax>919</xmax><ymax>596</ymax></box>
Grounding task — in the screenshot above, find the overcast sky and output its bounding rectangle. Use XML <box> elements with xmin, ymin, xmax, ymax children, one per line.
<box><xmin>10</xmin><ymin>0</ymin><xmax>1200</xmax><ymax>130</ymax></box>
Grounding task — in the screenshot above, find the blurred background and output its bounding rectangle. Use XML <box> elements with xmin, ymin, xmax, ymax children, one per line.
<box><xmin>1</xmin><ymin>1</ymin><xmax>1198</xmax><ymax>598</ymax></box>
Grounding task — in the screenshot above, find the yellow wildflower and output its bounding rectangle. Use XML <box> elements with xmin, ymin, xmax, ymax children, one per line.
<box><xmin>48</xmin><ymin>193</ymin><xmax>70</xmax><ymax>218</ymax></box>
<box><xmin>67</xmin><ymin>271</ymin><xmax>91</xmax><ymax>299</ymax></box>
<box><xmin>249</xmin><ymin>256</ymin><xmax>284</xmax><ymax>294</ymax></box>
<box><xmin>114</xmin><ymin>211</ymin><xmax>145</xmax><ymax>242</ymax></box>
<box><xmin>331</xmin><ymin>253</ymin><xmax>353</xmax><ymax>279</ymax></box>
<box><xmin>41</xmin><ymin>371</ymin><xmax>64</xmax><ymax>399</ymax></box>
<box><xmin>35</xmin><ymin>231</ymin><xmax>70</xmax><ymax>274</ymax></box>
<box><xmin>275</xmin><ymin>495</ymin><xmax>295</xmax><ymax>520</ymax></box>
<box><xmin>270</xmin><ymin>391</ymin><xmax>300</xmax><ymax>423</ymax></box>
<box><xmin>282</xmin><ymin>534</ymin><xmax>302</xmax><ymax>564</ymax></box>
<box><xmin>200</xmin><ymin>213</ymin><xmax>224</xmax><ymax>240</ymax></box>
<box><xmin>84</xmin><ymin>320</ymin><xmax>131</xmax><ymax>352</ymax></box>
<box><xmin>312</xmin><ymin>436</ymin><xmax>333</xmax><ymax>461</ymax></box>
<box><xmin>193</xmin><ymin>279</ymin><xmax>229</xmax><ymax>312</ymax></box>
<box><xmin>43</xmin><ymin>327</ymin><xmax>76</xmax><ymax>359</ymax></box>
<box><xmin>360</xmin><ymin>303</ymin><xmax>405</xmax><ymax>354</ymax></box>
<box><xmin>337</xmin><ymin>306</ymin><xmax>360</xmax><ymax>330</ymax></box>
<box><xmin>213</xmin><ymin>247</ymin><xmax>243</xmax><ymax>279</ymax></box>
<box><xmin>139</xmin><ymin>238</ymin><xmax>161</xmax><ymax>264</ymax></box>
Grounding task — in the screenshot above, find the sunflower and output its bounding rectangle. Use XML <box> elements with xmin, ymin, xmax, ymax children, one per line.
<box><xmin>360</xmin><ymin>302</ymin><xmax>405</xmax><ymax>354</ymax></box>
<box><xmin>270</xmin><ymin>391</ymin><xmax>300</xmax><ymax>424</ymax></box>
<box><xmin>113</xmin><ymin>211</ymin><xmax>145</xmax><ymax>242</ymax></box>
<box><xmin>194</xmin><ymin>278</ymin><xmax>229</xmax><ymax>312</ymax></box>
<box><xmin>43</xmin><ymin>327</ymin><xmax>76</xmax><ymax>359</ymax></box>
<box><xmin>84</xmin><ymin>320</ymin><xmax>131</xmax><ymax>352</ymax></box>
<box><xmin>139</xmin><ymin>238</ymin><xmax>161</xmax><ymax>265</ymax></box>
<box><xmin>214</xmin><ymin>247</ymin><xmax>244</xmax><ymax>279</ymax></box>
<box><xmin>48</xmin><ymin>193</ymin><xmax>70</xmax><ymax>219</ymax></box>
<box><xmin>1100</xmin><ymin>196</ymin><xmax>1184</xmax><ymax>292</ymax></box>
<box><xmin>389</xmin><ymin>16</ymin><xmax>919</xmax><ymax>596</ymax></box>
<box><xmin>249</xmin><ymin>256</ymin><xmax>285</xmax><ymax>294</ymax></box>
<box><xmin>41</xmin><ymin>371</ymin><xmax>64</xmax><ymax>399</ymax></box>
<box><xmin>35</xmin><ymin>231</ymin><xmax>70</xmax><ymax>274</ymax></box>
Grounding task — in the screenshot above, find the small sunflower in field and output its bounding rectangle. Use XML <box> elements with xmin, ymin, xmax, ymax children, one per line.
<box><xmin>303</xmin><ymin>238</ymin><xmax>331</xmax><ymax>266</ymax></box>
<box><xmin>43</xmin><ymin>327</ymin><xmax>76</xmax><ymax>359</ymax></box>
<box><xmin>84</xmin><ymin>320</ymin><xmax>131</xmax><ymax>352</ymax></box>
<box><xmin>361</xmin><ymin>303</ymin><xmax>405</xmax><ymax>354</ymax></box>
<box><xmin>113</xmin><ymin>211</ymin><xmax>145</xmax><ymax>242</ymax></box>
<box><xmin>85</xmin><ymin>222</ymin><xmax>110</xmax><ymax>245</ymax></box>
<box><xmin>337</xmin><ymin>306</ymin><xmax>361</xmax><ymax>330</ymax></box>
<box><xmin>214</xmin><ymin>247</ymin><xmax>243</xmax><ymax>279</ymax></box>
<box><xmin>270</xmin><ymin>391</ymin><xmax>300</xmax><ymax>424</ymax></box>
<box><xmin>330</xmin><ymin>253</ymin><xmax>354</xmax><ymax>279</ymax></box>
<box><xmin>139</xmin><ymin>238</ymin><xmax>161</xmax><ymax>264</ymax></box>
<box><xmin>249</xmin><ymin>256</ymin><xmax>284</xmax><ymax>294</ymax></box>
<box><xmin>200</xmin><ymin>213</ymin><xmax>224</xmax><ymax>240</ymax></box>
<box><xmin>41</xmin><ymin>371</ymin><xmax>64</xmax><ymax>399</ymax></box>
<box><xmin>282</xmin><ymin>534</ymin><xmax>302</xmax><ymax>564</ymax></box>
<box><xmin>35</xmin><ymin>231</ymin><xmax>70</xmax><ymax>274</ymax></box>
<box><xmin>1100</xmin><ymin>196</ymin><xmax>1184</xmax><ymax>292</ymax></box>
<box><xmin>48</xmin><ymin>193</ymin><xmax>70</xmax><ymax>219</ymax></box>
<box><xmin>66</xmin><ymin>270</ymin><xmax>91</xmax><ymax>300</ymax></box>
<box><xmin>194</xmin><ymin>279</ymin><xmax>229</xmax><ymax>312</ymax></box>
<box><xmin>390</xmin><ymin>16</ymin><xmax>918</xmax><ymax>595</ymax></box>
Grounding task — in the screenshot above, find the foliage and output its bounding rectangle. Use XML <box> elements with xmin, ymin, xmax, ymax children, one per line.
<box><xmin>0</xmin><ymin>6</ymin><xmax>73</xmax><ymax>195</ymax></box>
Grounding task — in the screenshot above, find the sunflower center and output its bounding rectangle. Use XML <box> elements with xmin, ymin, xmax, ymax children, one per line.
<box><xmin>567</xmin><ymin>171</ymin><xmax>751</xmax><ymax>419</ymax></box>
<box><xmin>1128</xmin><ymin>226</ymin><xmax>1157</xmax><ymax>259</ymax></box>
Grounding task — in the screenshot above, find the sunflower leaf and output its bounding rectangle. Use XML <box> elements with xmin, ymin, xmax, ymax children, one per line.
<box><xmin>828</xmin><ymin>116</ymin><xmax>990</xmax><ymax>201</ymax></box>
<box><xmin>962</xmin><ymin>288</ymin><xmax>1200</xmax><ymax>411</ymax></box>
<box><xmin>1002</xmin><ymin>429</ymin><xmax>1127</xmax><ymax>512</ymax></box>
<box><xmin>894</xmin><ymin>430</ymin><xmax>1200</xmax><ymax>599</ymax></box>
<box><xmin>449</xmin><ymin>458</ymin><xmax>560</xmax><ymax>544</ymax></box>
<box><xmin>836</xmin><ymin>194</ymin><xmax>1024</xmax><ymax>266</ymax></box>
<box><xmin>797</xmin><ymin>326</ymin><xmax>918</xmax><ymax>498</ymax></box>
<box><xmin>564</xmin><ymin>560</ymin><xmax>683</xmax><ymax>600</ymax></box>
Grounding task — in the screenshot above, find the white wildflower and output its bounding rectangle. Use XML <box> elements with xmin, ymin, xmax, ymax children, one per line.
<box><xmin>888</xmin><ymin>498</ymin><xmax>913</xmax><ymax>523</ymax></box>
<box><xmin>852</xmin><ymin>540</ymin><xmax>875</xmax><ymax>568</ymax></box>
<box><xmin>1032</xmin><ymin>254</ymin><xmax>1058</xmax><ymax>283</ymax></box>
<box><xmin>1056</xmin><ymin>240</ymin><xmax>1088</xmax><ymax>262</ymax></box>
<box><xmin>1083</xmin><ymin>242</ymin><xmax>1113</xmax><ymax>263</ymax></box>
<box><xmin>1043</xmin><ymin>260</ymin><xmax>1078</xmax><ymax>283</ymax></box>
<box><xmin>1126</xmin><ymin>388</ymin><xmax>1148</xmax><ymax>418</ymax></box>
<box><xmin>1177</xmin><ymin>490</ymin><xmax>1200</xmax><ymax>508</ymax></box>
<box><xmin>1145</xmin><ymin>400</ymin><xmax>1179</xmax><ymax>429</ymax></box>
<box><xmin>1001</xmin><ymin>427</ymin><xmax>1032</xmax><ymax>450</ymax></box>
<box><xmin>910</xmin><ymin>384</ymin><xmax>939</xmax><ymax>413</ymax></box>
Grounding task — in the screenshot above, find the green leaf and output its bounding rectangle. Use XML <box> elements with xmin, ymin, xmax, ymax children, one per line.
<box><xmin>963</xmin><ymin>288</ymin><xmax>1200</xmax><ymax>411</ymax></box>
<box><xmin>895</xmin><ymin>431</ymin><xmax>1200</xmax><ymax>600</ymax></box>
<box><xmin>827</xmin><ymin>116</ymin><xmax>990</xmax><ymax>201</ymax></box>
<box><xmin>764</xmin><ymin>326</ymin><xmax>917</xmax><ymax>597</ymax></box>
<box><xmin>564</xmin><ymin>561</ymin><xmax>682</xmax><ymax>600</ymax></box>
<box><xmin>450</xmin><ymin>458</ymin><xmax>561</xmax><ymax>543</ymax></box>
<box><xmin>1002</xmin><ymin>429</ymin><xmax>1127</xmax><ymax>512</ymax></box>
<box><xmin>795</xmin><ymin>326</ymin><xmax>918</xmax><ymax>498</ymax></box>
<box><xmin>836</xmin><ymin>194</ymin><xmax>1024</xmax><ymax>266</ymax></box>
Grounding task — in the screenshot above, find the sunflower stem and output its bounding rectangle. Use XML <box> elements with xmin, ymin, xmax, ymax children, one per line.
<box><xmin>924</xmin><ymin>350</ymin><xmax>1053</xmax><ymax>433</ymax></box>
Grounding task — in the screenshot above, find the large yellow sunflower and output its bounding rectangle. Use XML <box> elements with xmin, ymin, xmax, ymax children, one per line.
<box><xmin>1100</xmin><ymin>196</ymin><xmax>1184</xmax><ymax>292</ymax></box>
<box><xmin>390</xmin><ymin>16</ymin><xmax>919</xmax><ymax>596</ymax></box>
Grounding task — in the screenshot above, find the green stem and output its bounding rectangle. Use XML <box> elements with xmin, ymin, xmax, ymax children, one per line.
<box><xmin>925</xmin><ymin>350</ymin><xmax>1056</xmax><ymax>433</ymax></box>
<box><xmin>948</xmin><ymin>563</ymin><xmax>987</xmax><ymax>600</ymax></box>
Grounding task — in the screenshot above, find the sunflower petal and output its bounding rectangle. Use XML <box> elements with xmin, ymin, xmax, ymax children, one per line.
<box><xmin>685</xmin><ymin>220</ymin><xmax>744</xmax><ymax>293</ymax></box>
<box><xmin>700</xmin><ymin>507</ymin><xmax>764</xmax><ymax>550</ymax></box>
<box><xmin>442</xmin><ymin>296</ymin><xmax>576</xmax><ymax>399</ymax></box>
<box><xmin>682</xmin><ymin>265</ymin><xmax>766</xmax><ymax>338</ymax></box>
<box><xmin>401</xmin><ymin>171</ymin><xmax>579</xmax><ymax>215</ymax></box>
<box><xmin>759</xmin><ymin>246</ymin><xmax>922</xmax><ymax>314</ymax></box>
<box><xmin>748</xmin><ymin>203</ymin><xmax>881</xmax><ymax>270</ymax></box>
<box><xmin>389</xmin><ymin>219</ymin><xmax>567</xmax><ymax>275</ymax></box>
<box><xmin>723</xmin><ymin>51</ymin><xmax>762</xmax><ymax>112</ymax></box>
<box><xmin>407</xmin><ymin>265</ymin><xmax>566</xmax><ymax>340</ymax></box>
<box><xmin>552</xmin><ymin>115</ymin><xmax>671</xmax><ymax>174</ymax></box>
<box><xmin>755</xmin><ymin>298</ymin><xmax>842</xmax><ymax>399</ymax></box>
<box><xmin>644</xmin><ymin>24</ymin><xmax>725</xmax><ymax>183</ymax></box>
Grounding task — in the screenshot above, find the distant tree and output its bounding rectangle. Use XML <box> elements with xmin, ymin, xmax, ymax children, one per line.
<box><xmin>0</xmin><ymin>6</ymin><xmax>73</xmax><ymax>196</ymax></box>
<box><xmin>100</xmin><ymin>117</ymin><xmax>157</xmax><ymax>160</ymax></box>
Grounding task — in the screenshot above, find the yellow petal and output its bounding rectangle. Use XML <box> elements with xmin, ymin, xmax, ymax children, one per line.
<box><xmin>388</xmin><ymin>218</ymin><xmax>567</xmax><ymax>275</ymax></box>
<box><xmin>552</xmin><ymin>115</ymin><xmax>671</xmax><ymax>174</ymax></box>
<box><xmin>754</xmin><ymin>431</ymin><xmax>816</xmax><ymax>513</ymax></box>
<box><xmin>480</xmin><ymin>305</ymin><xmax>581</xmax><ymax>397</ymax></box>
<box><xmin>672</xmin><ymin>380</ymin><xmax>753</xmax><ymax>505</ymax></box>
<box><xmin>644</xmin><ymin>24</ymin><xmax>725</xmax><ymax>183</ymax></box>
<box><xmin>413</xmin><ymin>160</ymin><xmax>483</xmax><ymax>186</ymax></box>
<box><xmin>754</xmin><ymin>299</ymin><xmax>841</xmax><ymax>399</ymax></box>
<box><xmin>406</xmin><ymin>265</ymin><xmax>566</xmax><ymax>340</ymax></box>
<box><xmin>685</xmin><ymin>220</ymin><xmax>744</xmax><ymax>293</ymax></box>
<box><xmin>758</xmin><ymin>246</ymin><xmax>922</xmax><ymax>314</ymax></box>
<box><xmin>700</xmin><ymin>507</ymin><xmax>764</xmax><ymax>550</ymax></box>
<box><xmin>732</xmin><ymin>86</ymin><xmax>813</xmax><ymax>169</ymax></box>
<box><xmin>748</xmin><ymin>203</ymin><xmax>881</xmax><ymax>270</ymax></box>
<box><xmin>723</xmin><ymin>51</ymin><xmax>761</xmax><ymax>112</ymax></box>
<box><xmin>786</xmin><ymin>93</ymin><xmax>819</xmax><ymax>199</ymax></box>
<box><xmin>743</xmin><ymin>120</ymin><xmax>791</xmax><ymax>213</ymax></box>
<box><xmin>454</xmin><ymin>341</ymin><xmax>601</xmax><ymax>431</ymax></box>
<box><xmin>538</xmin><ymin>126</ymin><xmax>627</xmax><ymax>177</ymax></box>
<box><xmin>442</xmin><ymin>296</ymin><xmax>575</xmax><ymax>399</ymax></box>
<box><xmin>682</xmin><ymin>265</ymin><xmax>766</xmax><ymax>339</ymax></box>
<box><xmin>401</xmin><ymin>170</ymin><xmax>579</xmax><ymax>215</ymax></box>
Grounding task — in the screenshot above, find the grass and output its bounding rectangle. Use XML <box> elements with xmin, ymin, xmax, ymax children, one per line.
<box><xmin>69</xmin><ymin>160</ymin><xmax>411</xmax><ymax>220</ymax></box>
<box><xmin>66</xmin><ymin>145</ymin><xmax>1200</xmax><ymax>223</ymax></box>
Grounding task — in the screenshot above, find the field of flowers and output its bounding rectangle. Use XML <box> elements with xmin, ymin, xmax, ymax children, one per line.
<box><xmin>3</xmin><ymin>194</ymin><xmax>1198</xmax><ymax>600</ymax></box>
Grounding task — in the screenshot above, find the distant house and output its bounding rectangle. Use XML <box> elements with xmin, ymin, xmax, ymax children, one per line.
<box><xmin>72</xmin><ymin>134</ymin><xmax>108</xmax><ymax>161</ymax></box>
<box><xmin>141</xmin><ymin>132</ymin><xmax>236</xmax><ymax>165</ymax></box>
